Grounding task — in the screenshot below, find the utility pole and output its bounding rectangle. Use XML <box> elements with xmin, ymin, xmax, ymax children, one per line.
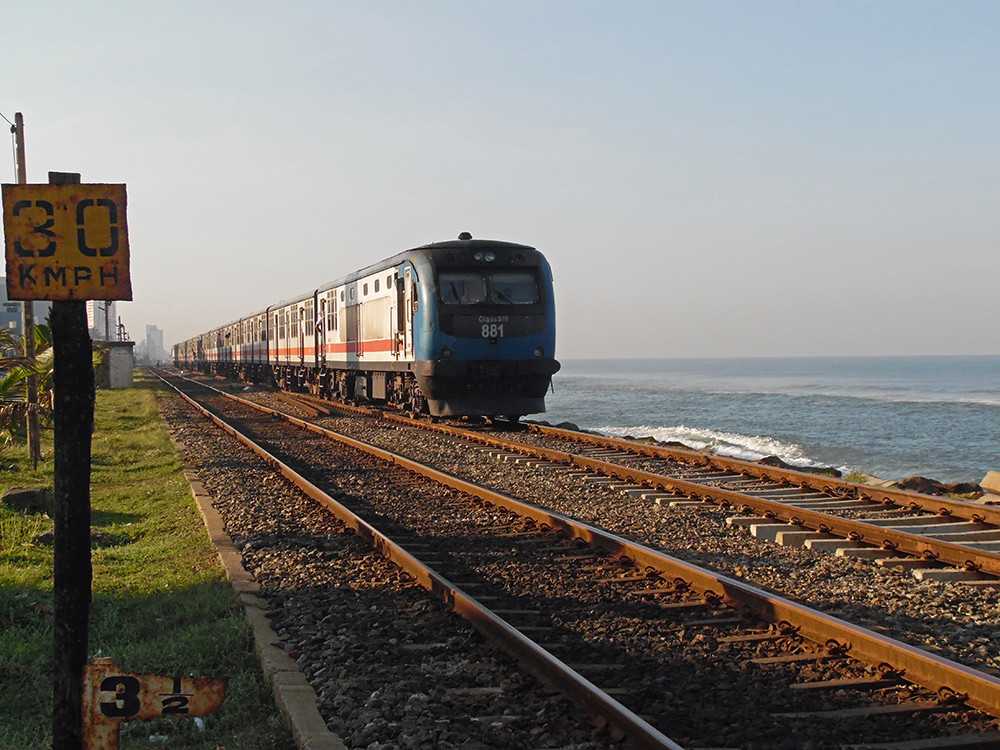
<box><xmin>100</xmin><ymin>301</ymin><xmax>111</xmax><ymax>341</ymax></box>
<box><xmin>13</xmin><ymin>113</ymin><xmax>41</xmax><ymax>468</ymax></box>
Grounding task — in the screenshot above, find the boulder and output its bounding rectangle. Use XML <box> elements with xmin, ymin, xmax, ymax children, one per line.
<box><xmin>2</xmin><ymin>486</ymin><xmax>53</xmax><ymax>515</ymax></box>
<box><xmin>896</xmin><ymin>475</ymin><xmax>982</xmax><ymax>497</ymax></box>
<box><xmin>982</xmin><ymin>471</ymin><xmax>1000</xmax><ymax>495</ymax></box>
<box><xmin>659</xmin><ymin>440</ymin><xmax>693</xmax><ymax>450</ymax></box>
<box><xmin>980</xmin><ymin>472</ymin><xmax>1000</xmax><ymax>505</ymax></box>
<box><xmin>554</xmin><ymin>422</ymin><xmax>580</xmax><ymax>431</ymax></box>
<box><xmin>758</xmin><ymin>455</ymin><xmax>842</xmax><ymax>478</ymax></box>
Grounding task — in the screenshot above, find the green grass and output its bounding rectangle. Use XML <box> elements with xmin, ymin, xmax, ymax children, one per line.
<box><xmin>843</xmin><ymin>470</ymin><xmax>871</xmax><ymax>484</ymax></box>
<box><xmin>0</xmin><ymin>375</ymin><xmax>294</xmax><ymax>749</ymax></box>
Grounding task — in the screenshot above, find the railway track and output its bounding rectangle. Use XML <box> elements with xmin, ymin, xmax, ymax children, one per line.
<box><xmin>158</xmin><ymin>371</ymin><xmax>1000</xmax><ymax>749</ymax></box>
<box><xmin>277</xmin><ymin>388</ymin><xmax>1000</xmax><ymax>586</ymax></box>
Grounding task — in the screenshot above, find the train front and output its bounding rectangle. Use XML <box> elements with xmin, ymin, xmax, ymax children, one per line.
<box><xmin>413</xmin><ymin>237</ymin><xmax>560</xmax><ymax>418</ymax></box>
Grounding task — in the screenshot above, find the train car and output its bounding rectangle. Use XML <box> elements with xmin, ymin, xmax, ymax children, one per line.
<box><xmin>174</xmin><ymin>234</ymin><xmax>560</xmax><ymax>418</ymax></box>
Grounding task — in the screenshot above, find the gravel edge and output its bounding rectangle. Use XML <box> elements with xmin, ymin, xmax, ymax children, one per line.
<box><xmin>177</xmin><ymin>456</ymin><xmax>347</xmax><ymax>750</ymax></box>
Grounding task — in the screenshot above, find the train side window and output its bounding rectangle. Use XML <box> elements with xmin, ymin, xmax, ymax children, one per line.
<box><xmin>386</xmin><ymin>274</ymin><xmax>392</xmax><ymax>287</ymax></box>
<box><xmin>340</xmin><ymin>291</ymin><xmax>344</xmax><ymax>302</ymax></box>
<box><xmin>363</xmin><ymin>283</ymin><xmax>368</xmax><ymax>296</ymax></box>
<box><xmin>350</xmin><ymin>288</ymin><xmax>355</xmax><ymax>300</ymax></box>
<box><xmin>374</xmin><ymin>279</ymin><xmax>379</xmax><ymax>293</ymax></box>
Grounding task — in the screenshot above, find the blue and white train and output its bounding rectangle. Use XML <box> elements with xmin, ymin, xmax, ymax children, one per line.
<box><xmin>173</xmin><ymin>233</ymin><xmax>560</xmax><ymax>418</ymax></box>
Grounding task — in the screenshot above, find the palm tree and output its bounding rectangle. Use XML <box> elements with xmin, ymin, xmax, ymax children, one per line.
<box><xmin>0</xmin><ymin>324</ymin><xmax>54</xmax><ymax>437</ymax></box>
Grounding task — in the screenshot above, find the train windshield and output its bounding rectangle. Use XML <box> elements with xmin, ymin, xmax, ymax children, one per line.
<box><xmin>488</xmin><ymin>271</ymin><xmax>538</xmax><ymax>304</ymax></box>
<box><xmin>439</xmin><ymin>272</ymin><xmax>488</xmax><ymax>304</ymax></box>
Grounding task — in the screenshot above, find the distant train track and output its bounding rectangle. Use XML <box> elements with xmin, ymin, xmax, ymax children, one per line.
<box><xmin>273</xmin><ymin>387</ymin><xmax>1000</xmax><ymax>586</ymax></box>
<box><xmin>157</xmin><ymin>370</ymin><xmax>1000</xmax><ymax>748</ymax></box>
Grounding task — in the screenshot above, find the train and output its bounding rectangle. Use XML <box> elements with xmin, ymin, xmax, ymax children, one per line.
<box><xmin>173</xmin><ymin>233</ymin><xmax>560</xmax><ymax>418</ymax></box>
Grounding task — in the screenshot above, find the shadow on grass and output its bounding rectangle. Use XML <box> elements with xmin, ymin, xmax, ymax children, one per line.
<box><xmin>0</xmin><ymin>579</ymin><xmax>294</xmax><ymax>750</ymax></box>
<box><xmin>91</xmin><ymin>509</ymin><xmax>143</xmax><ymax>526</ymax></box>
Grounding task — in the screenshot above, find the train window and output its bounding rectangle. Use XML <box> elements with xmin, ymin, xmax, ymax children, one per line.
<box><xmin>488</xmin><ymin>271</ymin><xmax>539</xmax><ymax>305</ymax></box>
<box><xmin>327</xmin><ymin>293</ymin><xmax>336</xmax><ymax>331</ymax></box>
<box><xmin>386</xmin><ymin>274</ymin><xmax>392</xmax><ymax>287</ymax></box>
<box><xmin>363</xmin><ymin>283</ymin><xmax>368</xmax><ymax>296</ymax></box>
<box><xmin>374</xmin><ymin>279</ymin><xmax>379</xmax><ymax>293</ymax></box>
<box><xmin>350</xmin><ymin>288</ymin><xmax>355</xmax><ymax>300</ymax></box>
<box><xmin>439</xmin><ymin>272</ymin><xmax>487</xmax><ymax>305</ymax></box>
<box><xmin>305</xmin><ymin>301</ymin><xmax>313</xmax><ymax>333</ymax></box>
<box><xmin>340</xmin><ymin>291</ymin><xmax>344</xmax><ymax>302</ymax></box>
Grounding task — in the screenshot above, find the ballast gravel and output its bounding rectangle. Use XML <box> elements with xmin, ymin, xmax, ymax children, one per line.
<box><xmin>252</xmin><ymin>399</ymin><xmax>1000</xmax><ymax>679</ymax></box>
<box><xmin>159</xmin><ymin>391</ymin><xmax>616</xmax><ymax>750</ymax></box>
<box><xmin>163</xmin><ymin>378</ymin><xmax>1000</xmax><ymax>748</ymax></box>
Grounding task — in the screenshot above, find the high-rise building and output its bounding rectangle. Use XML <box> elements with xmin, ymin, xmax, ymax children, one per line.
<box><xmin>145</xmin><ymin>324</ymin><xmax>166</xmax><ymax>363</ymax></box>
<box><xmin>86</xmin><ymin>300</ymin><xmax>117</xmax><ymax>341</ymax></box>
<box><xmin>0</xmin><ymin>278</ymin><xmax>52</xmax><ymax>346</ymax></box>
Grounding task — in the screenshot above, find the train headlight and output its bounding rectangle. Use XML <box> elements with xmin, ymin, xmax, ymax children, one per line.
<box><xmin>533</xmin><ymin>346</ymin><xmax>544</xmax><ymax>358</ymax></box>
<box><xmin>441</xmin><ymin>346</ymin><xmax>452</xmax><ymax>358</ymax></box>
<box><xmin>473</xmin><ymin>251</ymin><xmax>496</xmax><ymax>262</ymax></box>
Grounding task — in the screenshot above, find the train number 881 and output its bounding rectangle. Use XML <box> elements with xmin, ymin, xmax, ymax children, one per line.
<box><xmin>481</xmin><ymin>323</ymin><xmax>504</xmax><ymax>338</ymax></box>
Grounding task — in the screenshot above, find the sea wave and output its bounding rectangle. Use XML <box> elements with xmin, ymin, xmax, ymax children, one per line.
<box><xmin>592</xmin><ymin>424</ymin><xmax>830</xmax><ymax>468</ymax></box>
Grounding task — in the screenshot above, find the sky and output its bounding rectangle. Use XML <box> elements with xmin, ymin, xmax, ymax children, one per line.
<box><xmin>2</xmin><ymin>1</ymin><xmax>998</xmax><ymax>358</ymax></box>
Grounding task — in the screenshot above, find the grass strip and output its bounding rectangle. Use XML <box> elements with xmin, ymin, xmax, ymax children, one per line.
<box><xmin>0</xmin><ymin>374</ymin><xmax>294</xmax><ymax>749</ymax></box>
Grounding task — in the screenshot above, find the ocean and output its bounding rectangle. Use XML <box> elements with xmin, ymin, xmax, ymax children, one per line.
<box><xmin>542</xmin><ymin>357</ymin><xmax>1000</xmax><ymax>484</ymax></box>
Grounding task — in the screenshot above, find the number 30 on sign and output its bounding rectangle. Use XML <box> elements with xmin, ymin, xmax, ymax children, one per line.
<box><xmin>2</xmin><ymin>183</ymin><xmax>131</xmax><ymax>301</ymax></box>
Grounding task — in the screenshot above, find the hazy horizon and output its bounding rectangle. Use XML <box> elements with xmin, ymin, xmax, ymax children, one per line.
<box><xmin>3</xmin><ymin>1</ymin><xmax>998</xmax><ymax>359</ymax></box>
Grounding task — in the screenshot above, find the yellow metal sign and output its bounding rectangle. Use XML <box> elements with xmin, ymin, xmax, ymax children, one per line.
<box><xmin>2</xmin><ymin>183</ymin><xmax>131</xmax><ymax>301</ymax></box>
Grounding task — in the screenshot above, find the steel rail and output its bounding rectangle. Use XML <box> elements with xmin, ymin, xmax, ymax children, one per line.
<box><xmin>280</xmin><ymin>390</ymin><xmax>1000</xmax><ymax>578</ymax></box>
<box><xmin>524</xmin><ymin>423</ymin><xmax>1000</xmax><ymax>527</ymax></box>
<box><xmin>156</xmin><ymin>373</ymin><xmax>682</xmax><ymax>750</ymax></box>
<box><xmin>162</xmin><ymin>373</ymin><xmax>1000</xmax><ymax>718</ymax></box>
<box><xmin>287</xmin><ymin>389</ymin><xmax>999</xmax><ymax>526</ymax></box>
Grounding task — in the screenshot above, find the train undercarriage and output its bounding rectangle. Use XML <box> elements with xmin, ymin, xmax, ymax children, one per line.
<box><xmin>185</xmin><ymin>356</ymin><xmax>557</xmax><ymax>419</ymax></box>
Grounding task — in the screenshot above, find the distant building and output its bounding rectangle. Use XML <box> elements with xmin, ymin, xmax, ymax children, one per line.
<box><xmin>0</xmin><ymin>278</ymin><xmax>52</xmax><ymax>349</ymax></box>
<box><xmin>86</xmin><ymin>300</ymin><xmax>117</xmax><ymax>341</ymax></box>
<box><xmin>145</xmin><ymin>324</ymin><xmax>166</xmax><ymax>364</ymax></box>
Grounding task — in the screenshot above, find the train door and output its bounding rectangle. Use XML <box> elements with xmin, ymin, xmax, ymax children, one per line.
<box><xmin>393</xmin><ymin>274</ymin><xmax>403</xmax><ymax>359</ymax></box>
<box><xmin>305</xmin><ymin>298</ymin><xmax>315</xmax><ymax>369</ymax></box>
<box><xmin>404</xmin><ymin>269</ymin><xmax>414</xmax><ymax>358</ymax></box>
<box><xmin>355</xmin><ymin>289</ymin><xmax>363</xmax><ymax>358</ymax></box>
<box><xmin>319</xmin><ymin>298</ymin><xmax>327</xmax><ymax>366</ymax></box>
<box><xmin>298</xmin><ymin>305</ymin><xmax>305</xmax><ymax>363</ymax></box>
<box><xmin>360</xmin><ymin>292</ymin><xmax>366</xmax><ymax>359</ymax></box>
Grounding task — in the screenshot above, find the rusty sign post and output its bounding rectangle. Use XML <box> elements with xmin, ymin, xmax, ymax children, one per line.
<box><xmin>82</xmin><ymin>659</ymin><xmax>225</xmax><ymax>750</ymax></box>
<box><xmin>2</xmin><ymin>170</ymin><xmax>131</xmax><ymax>750</ymax></box>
